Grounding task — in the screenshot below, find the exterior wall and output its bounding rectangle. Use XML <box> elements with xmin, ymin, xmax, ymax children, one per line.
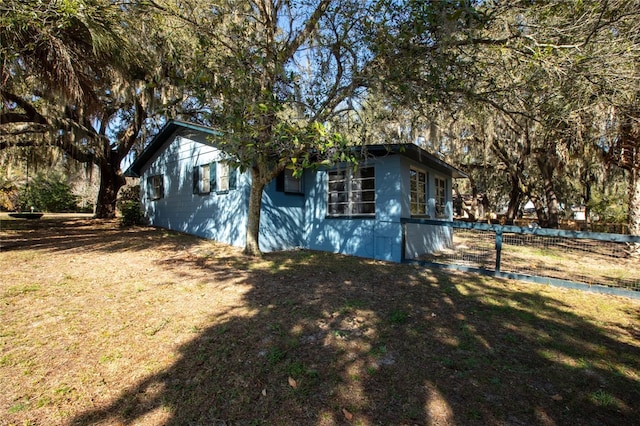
<box><xmin>302</xmin><ymin>156</ymin><xmax>404</xmax><ymax>262</ymax></box>
<box><xmin>397</xmin><ymin>156</ymin><xmax>454</xmax><ymax>220</ymax></box>
<box><xmin>137</xmin><ymin>128</ymin><xmax>456</xmax><ymax>262</ymax></box>
<box><xmin>139</xmin><ymin>130</ymin><xmax>303</xmax><ymax>252</ymax></box>
<box><xmin>259</xmin><ymin>178</ymin><xmax>305</xmax><ymax>252</ymax></box>
<box><xmin>398</xmin><ymin>156</ymin><xmax>454</xmax><ymax>257</ymax></box>
<box><xmin>404</xmin><ymin>223</ymin><xmax>453</xmax><ymax>259</ymax></box>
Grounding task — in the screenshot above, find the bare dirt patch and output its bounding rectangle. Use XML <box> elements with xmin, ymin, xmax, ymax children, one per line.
<box><xmin>1</xmin><ymin>215</ymin><xmax>639</xmax><ymax>425</ymax></box>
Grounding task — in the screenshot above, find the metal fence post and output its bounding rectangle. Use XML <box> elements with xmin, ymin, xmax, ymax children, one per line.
<box><xmin>495</xmin><ymin>228</ymin><xmax>503</xmax><ymax>272</ymax></box>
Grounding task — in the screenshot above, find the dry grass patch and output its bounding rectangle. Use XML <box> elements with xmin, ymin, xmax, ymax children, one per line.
<box><xmin>1</xmin><ymin>215</ymin><xmax>639</xmax><ymax>425</ymax></box>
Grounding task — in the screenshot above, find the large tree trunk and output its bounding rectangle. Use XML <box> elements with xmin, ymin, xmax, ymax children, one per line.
<box><xmin>628</xmin><ymin>168</ymin><xmax>640</xmax><ymax>257</ymax></box>
<box><xmin>505</xmin><ymin>174</ymin><xmax>524</xmax><ymax>224</ymax></box>
<box><xmin>244</xmin><ymin>168</ymin><xmax>267</xmax><ymax>257</ymax></box>
<box><xmin>95</xmin><ymin>160</ymin><xmax>126</xmax><ymax>219</ymax></box>
<box><xmin>536</xmin><ymin>156</ymin><xmax>561</xmax><ymax>228</ymax></box>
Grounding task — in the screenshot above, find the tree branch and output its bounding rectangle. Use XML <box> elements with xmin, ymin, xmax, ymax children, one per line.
<box><xmin>280</xmin><ymin>0</ymin><xmax>331</xmax><ymax>62</ymax></box>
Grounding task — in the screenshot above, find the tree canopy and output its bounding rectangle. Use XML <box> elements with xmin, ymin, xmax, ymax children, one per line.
<box><xmin>1</xmin><ymin>0</ymin><xmax>638</xmax><ymax>252</ymax></box>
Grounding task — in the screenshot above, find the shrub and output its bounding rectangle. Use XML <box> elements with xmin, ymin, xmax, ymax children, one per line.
<box><xmin>19</xmin><ymin>173</ymin><xmax>78</xmax><ymax>212</ymax></box>
<box><xmin>118</xmin><ymin>185</ymin><xmax>145</xmax><ymax>226</ymax></box>
<box><xmin>588</xmin><ymin>192</ymin><xmax>628</xmax><ymax>224</ymax></box>
<box><xmin>119</xmin><ymin>200</ymin><xmax>145</xmax><ymax>226</ymax></box>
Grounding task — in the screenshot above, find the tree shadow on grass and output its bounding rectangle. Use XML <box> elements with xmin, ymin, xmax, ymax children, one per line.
<box><xmin>1</xmin><ymin>216</ymin><xmax>205</xmax><ymax>254</ymax></box>
<box><xmin>68</xmin><ymin>246</ymin><xmax>640</xmax><ymax>425</ymax></box>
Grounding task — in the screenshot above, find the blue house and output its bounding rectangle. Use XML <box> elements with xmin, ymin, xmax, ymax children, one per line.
<box><xmin>126</xmin><ymin>120</ymin><xmax>466</xmax><ymax>262</ymax></box>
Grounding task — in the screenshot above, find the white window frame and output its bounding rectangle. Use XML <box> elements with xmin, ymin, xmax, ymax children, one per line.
<box><xmin>148</xmin><ymin>175</ymin><xmax>164</xmax><ymax>200</ymax></box>
<box><xmin>410</xmin><ymin>168</ymin><xmax>427</xmax><ymax>216</ymax></box>
<box><xmin>217</xmin><ymin>162</ymin><xmax>230</xmax><ymax>193</ymax></box>
<box><xmin>198</xmin><ymin>164</ymin><xmax>211</xmax><ymax>194</ymax></box>
<box><xmin>327</xmin><ymin>166</ymin><xmax>375</xmax><ymax>217</ymax></box>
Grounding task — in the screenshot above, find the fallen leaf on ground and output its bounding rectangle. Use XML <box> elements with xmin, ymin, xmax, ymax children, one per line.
<box><xmin>342</xmin><ymin>408</ymin><xmax>353</xmax><ymax>421</ymax></box>
<box><xmin>288</xmin><ymin>376</ymin><xmax>297</xmax><ymax>389</ymax></box>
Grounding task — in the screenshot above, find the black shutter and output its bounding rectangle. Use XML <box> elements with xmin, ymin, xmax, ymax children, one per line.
<box><xmin>229</xmin><ymin>166</ymin><xmax>237</xmax><ymax>190</ymax></box>
<box><xmin>210</xmin><ymin>162</ymin><xmax>217</xmax><ymax>193</ymax></box>
<box><xmin>159</xmin><ymin>176</ymin><xmax>164</xmax><ymax>198</ymax></box>
<box><xmin>193</xmin><ymin>166</ymin><xmax>199</xmax><ymax>194</ymax></box>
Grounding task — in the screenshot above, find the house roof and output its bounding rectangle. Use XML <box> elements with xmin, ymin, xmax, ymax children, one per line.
<box><xmin>126</xmin><ymin>120</ymin><xmax>222</xmax><ymax>177</ymax></box>
<box><xmin>360</xmin><ymin>144</ymin><xmax>467</xmax><ymax>179</ymax></box>
<box><xmin>126</xmin><ymin>120</ymin><xmax>467</xmax><ymax>179</ymax></box>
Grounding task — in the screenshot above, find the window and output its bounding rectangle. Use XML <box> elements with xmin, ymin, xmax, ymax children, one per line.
<box><xmin>148</xmin><ymin>175</ymin><xmax>164</xmax><ymax>200</ymax></box>
<box><xmin>193</xmin><ymin>164</ymin><xmax>211</xmax><ymax>194</ymax></box>
<box><xmin>217</xmin><ymin>162</ymin><xmax>229</xmax><ymax>192</ymax></box>
<box><xmin>193</xmin><ymin>162</ymin><xmax>237</xmax><ymax>195</ymax></box>
<box><xmin>410</xmin><ymin>168</ymin><xmax>427</xmax><ymax>215</ymax></box>
<box><xmin>435</xmin><ymin>176</ymin><xmax>447</xmax><ymax>217</ymax></box>
<box><xmin>328</xmin><ymin>166</ymin><xmax>375</xmax><ymax>216</ymax></box>
<box><xmin>276</xmin><ymin>169</ymin><xmax>303</xmax><ymax>194</ymax></box>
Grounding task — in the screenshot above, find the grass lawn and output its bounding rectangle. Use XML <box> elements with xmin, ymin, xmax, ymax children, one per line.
<box><xmin>1</xmin><ymin>215</ymin><xmax>639</xmax><ymax>425</ymax></box>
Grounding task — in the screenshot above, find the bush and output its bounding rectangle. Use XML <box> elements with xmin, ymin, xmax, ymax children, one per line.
<box><xmin>118</xmin><ymin>185</ymin><xmax>145</xmax><ymax>226</ymax></box>
<box><xmin>119</xmin><ymin>200</ymin><xmax>145</xmax><ymax>226</ymax></box>
<box><xmin>19</xmin><ymin>173</ymin><xmax>78</xmax><ymax>212</ymax></box>
<box><xmin>588</xmin><ymin>192</ymin><xmax>628</xmax><ymax>224</ymax></box>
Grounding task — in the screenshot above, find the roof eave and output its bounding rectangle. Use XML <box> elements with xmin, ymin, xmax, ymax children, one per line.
<box><xmin>362</xmin><ymin>144</ymin><xmax>468</xmax><ymax>179</ymax></box>
<box><xmin>127</xmin><ymin>120</ymin><xmax>222</xmax><ymax>177</ymax></box>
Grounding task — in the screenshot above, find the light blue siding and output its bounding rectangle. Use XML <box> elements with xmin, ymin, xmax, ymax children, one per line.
<box><xmin>259</xmin><ymin>178</ymin><xmax>305</xmax><ymax>252</ymax></box>
<box><xmin>405</xmin><ymin>223</ymin><xmax>453</xmax><ymax>258</ymax></box>
<box><xmin>139</xmin><ymin>130</ymin><xmax>304</xmax><ymax>251</ymax></box>
<box><xmin>301</xmin><ymin>154</ymin><xmax>451</xmax><ymax>262</ymax></box>
<box><xmin>134</xmin><ymin>121</ymin><xmax>461</xmax><ymax>262</ymax></box>
<box><xmin>303</xmin><ymin>157</ymin><xmax>404</xmax><ymax>262</ymax></box>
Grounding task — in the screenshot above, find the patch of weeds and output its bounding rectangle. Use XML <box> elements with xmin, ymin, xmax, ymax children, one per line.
<box><xmin>269</xmin><ymin>323</ymin><xmax>285</xmax><ymax>336</ymax></box>
<box><xmin>0</xmin><ymin>354</ymin><xmax>13</xmax><ymax>366</ymax></box>
<box><xmin>439</xmin><ymin>357</ymin><xmax>456</xmax><ymax>369</ymax></box>
<box><xmin>54</xmin><ymin>385</ymin><xmax>74</xmax><ymax>397</ymax></box>
<box><xmin>99</xmin><ymin>351</ymin><xmax>122</xmax><ymax>364</ymax></box>
<box><xmin>442</xmin><ymin>285</ymin><xmax>456</xmax><ymax>295</ymax></box>
<box><xmin>369</xmin><ymin>344</ymin><xmax>387</xmax><ymax>357</ymax></box>
<box><xmin>462</xmin><ymin>357</ymin><xmax>482</xmax><ymax>370</ymax></box>
<box><xmin>340</xmin><ymin>299</ymin><xmax>366</xmax><ymax>313</ymax></box>
<box><xmin>60</xmin><ymin>273</ymin><xmax>75</xmax><ymax>283</ymax></box>
<box><xmin>8</xmin><ymin>400</ymin><xmax>28</xmax><ymax>413</ymax></box>
<box><xmin>389</xmin><ymin>309</ymin><xmax>409</xmax><ymax>325</ymax></box>
<box><xmin>20</xmin><ymin>359</ymin><xmax>37</xmax><ymax>376</ymax></box>
<box><xmin>282</xmin><ymin>298</ymin><xmax>296</xmax><ymax>308</ymax></box>
<box><xmin>502</xmin><ymin>333</ymin><xmax>520</xmax><ymax>344</ymax></box>
<box><xmin>404</xmin><ymin>405</ymin><xmax>423</xmax><ymax>421</ymax></box>
<box><xmin>576</xmin><ymin>357</ymin><xmax>592</xmax><ymax>369</ymax></box>
<box><xmin>333</xmin><ymin>329</ymin><xmax>349</xmax><ymax>339</ymax></box>
<box><xmin>214</xmin><ymin>345</ymin><xmax>232</xmax><ymax>360</ymax></box>
<box><xmin>590</xmin><ymin>389</ymin><xmax>618</xmax><ymax>408</ymax></box>
<box><xmin>144</xmin><ymin>318</ymin><xmax>170</xmax><ymax>336</ymax></box>
<box><xmin>4</xmin><ymin>284</ymin><xmax>40</xmax><ymax>298</ymax></box>
<box><xmin>37</xmin><ymin>396</ymin><xmax>52</xmax><ymax>407</ymax></box>
<box><xmin>266</xmin><ymin>347</ymin><xmax>286</xmax><ymax>365</ymax></box>
<box><xmin>286</xmin><ymin>361</ymin><xmax>307</xmax><ymax>377</ymax></box>
<box><xmin>467</xmin><ymin>408</ymin><xmax>483</xmax><ymax>420</ymax></box>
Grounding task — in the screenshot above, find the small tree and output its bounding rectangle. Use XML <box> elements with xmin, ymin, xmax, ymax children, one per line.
<box><xmin>151</xmin><ymin>0</ymin><xmax>378</xmax><ymax>256</ymax></box>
